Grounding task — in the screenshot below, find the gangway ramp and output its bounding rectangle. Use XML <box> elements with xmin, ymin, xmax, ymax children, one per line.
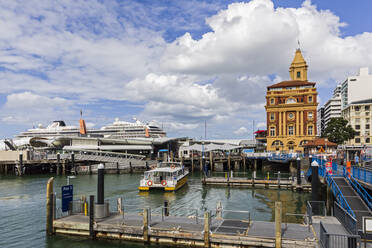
<box><xmin>333</xmin><ymin>177</ymin><xmax>372</xmax><ymax>230</ymax></box>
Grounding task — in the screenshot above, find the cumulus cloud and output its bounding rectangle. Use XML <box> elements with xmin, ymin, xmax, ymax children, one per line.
<box><xmin>256</xmin><ymin>122</ymin><xmax>267</xmax><ymax>129</ymax></box>
<box><xmin>1</xmin><ymin>92</ymin><xmax>75</xmax><ymax>125</ymax></box>
<box><xmin>0</xmin><ymin>0</ymin><xmax>372</xmax><ymax>138</ymax></box>
<box><xmin>234</xmin><ymin>127</ymin><xmax>249</xmax><ymax>135</ymax></box>
<box><xmin>160</xmin><ymin>0</ymin><xmax>372</xmax><ymax>83</ymax></box>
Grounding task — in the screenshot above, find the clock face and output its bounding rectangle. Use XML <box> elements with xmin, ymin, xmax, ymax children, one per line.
<box><xmin>288</xmin><ymin>113</ymin><xmax>294</xmax><ymax>119</ymax></box>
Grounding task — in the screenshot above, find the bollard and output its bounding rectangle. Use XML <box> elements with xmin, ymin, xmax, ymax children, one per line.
<box><xmin>204</xmin><ymin>211</ymin><xmax>210</xmax><ymax>248</ymax></box>
<box><xmin>275</xmin><ymin>202</ymin><xmax>282</xmax><ymax>248</ymax></box>
<box><xmin>46</xmin><ymin>177</ymin><xmax>54</xmax><ymax>236</ymax></box>
<box><xmin>143</xmin><ymin>208</ymin><xmax>149</xmax><ymax>243</ymax></box>
<box><xmin>297</xmin><ymin>157</ymin><xmax>301</xmax><ymax>185</ymax></box>
<box><xmin>311</xmin><ymin>160</ymin><xmax>319</xmax><ymax>202</ymax></box>
<box><xmin>97</xmin><ymin>164</ymin><xmax>104</xmax><ymax>205</ymax></box>
<box><xmin>164</xmin><ymin>200</ymin><xmax>169</xmax><ymax>216</ymax></box>
<box><xmin>89</xmin><ymin>195</ymin><xmax>95</xmax><ymax>239</ymax></box>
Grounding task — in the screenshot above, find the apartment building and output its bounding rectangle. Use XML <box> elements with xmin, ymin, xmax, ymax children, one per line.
<box><xmin>342</xmin><ymin>98</ymin><xmax>372</xmax><ymax>145</ymax></box>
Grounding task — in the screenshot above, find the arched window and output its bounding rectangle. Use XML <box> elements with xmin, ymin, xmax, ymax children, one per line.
<box><xmin>307</xmin><ymin>125</ymin><xmax>313</xmax><ymax>135</ymax></box>
<box><xmin>272</xmin><ymin>140</ymin><xmax>284</xmax><ymax>146</ymax></box>
<box><xmin>286</xmin><ymin>98</ymin><xmax>297</xmax><ymax>104</ymax></box>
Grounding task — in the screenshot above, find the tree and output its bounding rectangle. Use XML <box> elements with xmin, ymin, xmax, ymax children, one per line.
<box><xmin>322</xmin><ymin>117</ymin><xmax>356</xmax><ymax>144</ymax></box>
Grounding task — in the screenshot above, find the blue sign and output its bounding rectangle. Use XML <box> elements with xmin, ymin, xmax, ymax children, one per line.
<box><xmin>61</xmin><ymin>185</ymin><xmax>73</xmax><ymax>212</ymax></box>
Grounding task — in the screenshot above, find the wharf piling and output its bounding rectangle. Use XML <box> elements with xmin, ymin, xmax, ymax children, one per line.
<box><xmin>46</xmin><ymin>177</ymin><xmax>54</xmax><ymax>236</ymax></box>
<box><xmin>275</xmin><ymin>201</ymin><xmax>282</xmax><ymax>248</ymax></box>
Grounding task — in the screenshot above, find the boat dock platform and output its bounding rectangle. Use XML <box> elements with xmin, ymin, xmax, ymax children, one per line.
<box><xmin>53</xmin><ymin>211</ymin><xmax>319</xmax><ymax>247</ymax></box>
<box><xmin>203</xmin><ymin>176</ymin><xmax>311</xmax><ymax>192</ymax></box>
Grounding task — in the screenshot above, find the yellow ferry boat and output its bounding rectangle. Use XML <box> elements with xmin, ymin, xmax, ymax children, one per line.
<box><xmin>138</xmin><ymin>162</ymin><xmax>189</xmax><ymax>191</ymax></box>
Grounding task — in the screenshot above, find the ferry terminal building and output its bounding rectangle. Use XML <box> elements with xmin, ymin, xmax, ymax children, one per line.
<box><xmin>265</xmin><ymin>49</ymin><xmax>318</xmax><ymax>152</ymax></box>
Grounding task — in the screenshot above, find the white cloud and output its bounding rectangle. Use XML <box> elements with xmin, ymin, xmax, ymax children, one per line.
<box><xmin>256</xmin><ymin>122</ymin><xmax>266</xmax><ymax>129</ymax></box>
<box><xmin>0</xmin><ymin>0</ymin><xmax>372</xmax><ymax>138</ymax></box>
<box><xmin>1</xmin><ymin>92</ymin><xmax>75</xmax><ymax>125</ymax></box>
<box><xmin>160</xmin><ymin>0</ymin><xmax>372</xmax><ymax>84</ymax></box>
<box><xmin>234</xmin><ymin>126</ymin><xmax>249</xmax><ymax>135</ymax></box>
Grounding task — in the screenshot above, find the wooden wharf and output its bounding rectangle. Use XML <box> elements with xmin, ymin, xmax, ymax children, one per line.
<box><xmin>53</xmin><ymin>211</ymin><xmax>318</xmax><ymax>248</ymax></box>
<box><xmin>203</xmin><ymin>177</ymin><xmax>312</xmax><ymax>192</ymax></box>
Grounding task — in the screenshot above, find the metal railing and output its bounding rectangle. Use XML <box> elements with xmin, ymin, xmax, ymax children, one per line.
<box><xmin>326</xmin><ymin>173</ymin><xmax>356</xmax><ymax>218</ymax></box>
<box><xmin>344</xmin><ymin>168</ymin><xmax>372</xmax><ymax>210</ymax></box>
<box><xmin>352</xmin><ymin>166</ymin><xmax>372</xmax><ymax>185</ymax></box>
<box><xmin>208</xmin><ymin>171</ymin><xmax>292</xmax><ymax>181</ymax></box>
<box><xmin>334</xmin><ymin>201</ymin><xmax>358</xmax><ymax>235</ymax></box>
<box><xmin>307</xmin><ymin>201</ymin><xmax>326</xmax><ymax>217</ymax></box>
<box><xmin>319</xmin><ymin>221</ymin><xmax>360</xmax><ymax>248</ymax></box>
<box><xmin>55</xmin><ymin>199</ymin><xmax>86</xmax><ymax>219</ymax></box>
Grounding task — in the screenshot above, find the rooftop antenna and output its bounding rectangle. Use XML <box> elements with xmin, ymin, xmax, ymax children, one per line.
<box><xmin>205</xmin><ymin>120</ymin><xmax>207</xmax><ymax>140</ymax></box>
<box><xmin>80</xmin><ymin>109</ymin><xmax>83</xmax><ymax>119</ymax></box>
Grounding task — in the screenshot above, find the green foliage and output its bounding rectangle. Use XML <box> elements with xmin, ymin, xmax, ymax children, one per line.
<box><xmin>322</xmin><ymin>117</ymin><xmax>356</xmax><ymax>144</ymax></box>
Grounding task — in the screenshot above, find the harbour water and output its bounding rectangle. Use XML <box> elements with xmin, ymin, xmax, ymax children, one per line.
<box><xmin>0</xmin><ymin>172</ymin><xmax>310</xmax><ymax>248</ymax></box>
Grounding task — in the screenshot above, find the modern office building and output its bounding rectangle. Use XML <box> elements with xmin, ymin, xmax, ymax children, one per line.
<box><xmin>317</xmin><ymin>106</ymin><xmax>325</xmax><ymax>136</ymax></box>
<box><xmin>324</xmin><ymin>84</ymin><xmax>342</xmax><ymax>125</ymax></box>
<box><xmin>265</xmin><ymin>49</ymin><xmax>318</xmax><ymax>152</ymax></box>
<box><xmin>342</xmin><ymin>98</ymin><xmax>372</xmax><ymax>145</ymax></box>
<box><xmin>341</xmin><ymin>67</ymin><xmax>372</xmax><ymax>110</ymax></box>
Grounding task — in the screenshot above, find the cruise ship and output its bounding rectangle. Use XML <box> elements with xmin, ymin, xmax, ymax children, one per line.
<box><xmin>15</xmin><ymin>118</ymin><xmax>166</xmax><ymax>139</ymax></box>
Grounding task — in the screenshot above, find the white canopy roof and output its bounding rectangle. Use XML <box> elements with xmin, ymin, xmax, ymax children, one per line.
<box><xmin>187</xmin><ymin>143</ymin><xmax>241</xmax><ymax>152</ymax></box>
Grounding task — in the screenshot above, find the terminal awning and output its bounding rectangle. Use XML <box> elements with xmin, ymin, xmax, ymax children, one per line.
<box><xmin>187</xmin><ymin>143</ymin><xmax>241</xmax><ymax>152</ymax></box>
<box><xmin>63</xmin><ymin>145</ymin><xmax>153</xmax><ymax>151</ymax></box>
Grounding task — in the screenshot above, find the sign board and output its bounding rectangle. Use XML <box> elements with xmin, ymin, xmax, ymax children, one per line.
<box><xmin>318</xmin><ymin>147</ymin><xmax>325</xmax><ymax>153</ymax></box>
<box><xmin>243</xmin><ymin>149</ymin><xmax>254</xmax><ymax>153</ymax></box>
<box><xmin>363</xmin><ymin>217</ymin><xmax>372</xmax><ymax>234</ymax></box>
<box><xmin>61</xmin><ymin>185</ymin><xmax>73</xmax><ymax>212</ymax></box>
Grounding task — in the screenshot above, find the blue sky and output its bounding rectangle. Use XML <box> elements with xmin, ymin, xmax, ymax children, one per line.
<box><xmin>0</xmin><ymin>0</ymin><xmax>372</xmax><ymax>139</ymax></box>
